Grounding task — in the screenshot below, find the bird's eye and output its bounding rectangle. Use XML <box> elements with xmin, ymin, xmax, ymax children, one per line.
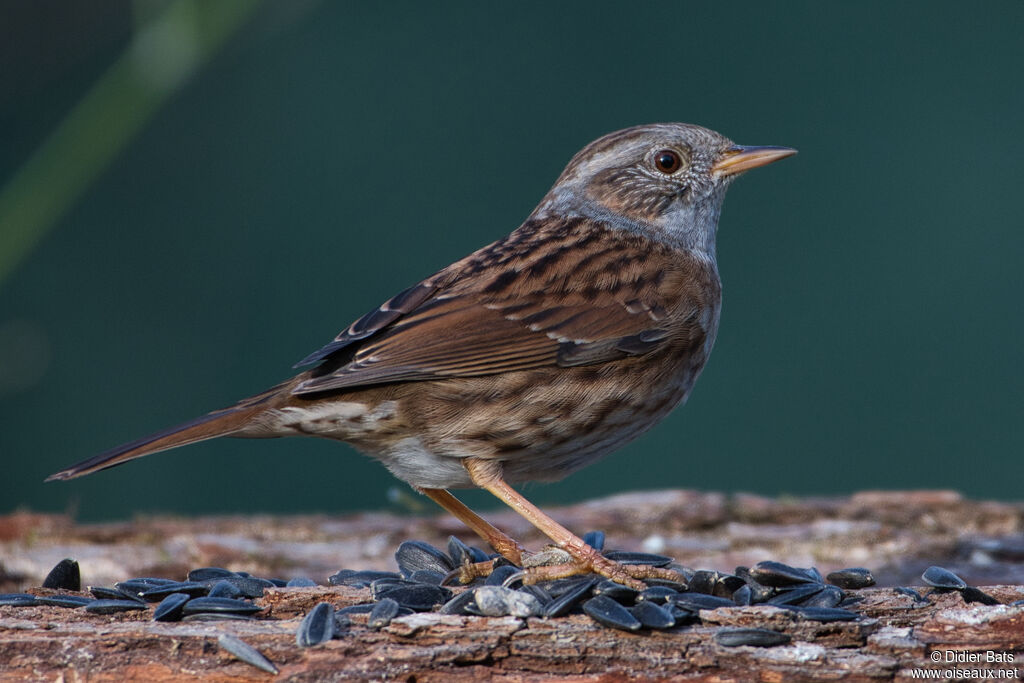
<box><xmin>653</xmin><ymin>149</ymin><xmax>682</xmax><ymax>174</ymax></box>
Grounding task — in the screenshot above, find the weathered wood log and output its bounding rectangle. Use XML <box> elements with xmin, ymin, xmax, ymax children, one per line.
<box><xmin>1</xmin><ymin>490</ymin><xmax>1022</xmax><ymax>680</ymax></box>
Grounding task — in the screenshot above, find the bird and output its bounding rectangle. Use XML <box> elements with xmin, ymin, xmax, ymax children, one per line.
<box><xmin>48</xmin><ymin>123</ymin><xmax>795</xmax><ymax>589</ymax></box>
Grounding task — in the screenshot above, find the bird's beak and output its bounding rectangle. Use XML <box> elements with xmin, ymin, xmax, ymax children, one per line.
<box><xmin>711</xmin><ymin>145</ymin><xmax>797</xmax><ymax>177</ymax></box>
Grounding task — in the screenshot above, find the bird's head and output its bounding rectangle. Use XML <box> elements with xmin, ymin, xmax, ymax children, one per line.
<box><xmin>537</xmin><ymin>123</ymin><xmax>796</xmax><ymax>256</ymax></box>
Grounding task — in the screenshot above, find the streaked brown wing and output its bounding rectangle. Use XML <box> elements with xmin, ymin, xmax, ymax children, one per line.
<box><xmin>292</xmin><ymin>219</ymin><xmax>706</xmax><ymax>395</ymax></box>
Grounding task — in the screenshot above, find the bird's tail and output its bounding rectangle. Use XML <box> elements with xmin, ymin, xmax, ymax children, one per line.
<box><xmin>45</xmin><ymin>386</ymin><xmax>286</xmax><ymax>481</ymax></box>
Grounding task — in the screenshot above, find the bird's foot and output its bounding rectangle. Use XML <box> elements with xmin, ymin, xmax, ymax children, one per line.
<box><xmin>520</xmin><ymin>545</ymin><xmax>682</xmax><ymax>591</ymax></box>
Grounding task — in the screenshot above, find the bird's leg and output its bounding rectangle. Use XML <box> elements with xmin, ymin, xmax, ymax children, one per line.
<box><xmin>419</xmin><ymin>487</ymin><xmax>527</xmax><ymax>583</ymax></box>
<box><xmin>463</xmin><ymin>457</ymin><xmax>682</xmax><ymax>590</ymax></box>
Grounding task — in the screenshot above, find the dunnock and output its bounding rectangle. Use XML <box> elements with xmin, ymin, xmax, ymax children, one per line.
<box><xmin>49</xmin><ymin>123</ymin><xmax>795</xmax><ymax>588</ymax></box>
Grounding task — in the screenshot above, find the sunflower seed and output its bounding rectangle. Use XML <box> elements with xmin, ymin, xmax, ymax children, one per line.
<box><xmin>922</xmin><ymin>566</ymin><xmax>967</xmax><ymax>591</ymax></box>
<box><xmin>961</xmin><ymin>586</ymin><xmax>1000</xmax><ymax>605</ymax></box>
<box><xmin>395</xmin><ymin>540</ymin><xmax>455</xmax><ymax>578</ymax></box>
<box><xmin>672</xmin><ymin>593</ymin><xmax>735</xmax><ymax>611</ymax></box>
<box><xmin>628</xmin><ymin>600</ymin><xmax>676</xmax><ymax>629</ymax></box>
<box><xmin>439</xmin><ymin>590</ymin><xmax>478</xmax><ymax>615</ymax></box>
<box><xmin>446</xmin><ymin>536</ymin><xmax>476</xmax><ymax>567</ymax></box>
<box><xmin>748</xmin><ymin>561</ymin><xmax>820</xmax><ymax>587</ymax></box>
<box><xmin>485</xmin><ymin>564</ymin><xmax>521</xmax><ymax>587</ymax></box>
<box><xmin>34</xmin><ymin>595</ymin><xmax>93</xmax><ymax>608</ymax></box>
<box><xmin>218</xmin><ymin>634</ymin><xmax>278</xmax><ymax>675</ymax></box>
<box><xmin>593</xmin><ymin>579</ymin><xmax>639</xmax><ymax>603</ymax></box>
<box><xmin>408</xmin><ymin>570</ymin><xmax>446</xmax><ymax>585</ymax></box>
<box><xmin>637</xmin><ymin>585</ymin><xmax>680</xmax><ymax>605</ymax></box>
<box><xmin>42</xmin><ymin>558</ymin><xmax>80</xmax><ymax>591</ymax></box>
<box><xmin>286</xmin><ymin>577</ymin><xmax>317</xmax><ymax>588</ymax></box>
<box><xmin>296</xmin><ymin>602</ymin><xmax>335</xmax><ymax>647</ymax></box>
<box><xmin>182</xmin><ymin>597</ymin><xmax>263</xmax><ymax>616</ymax></box>
<box><xmin>543</xmin><ymin>577</ymin><xmax>597</xmax><ymax>618</ymax></box>
<box><xmin>732</xmin><ymin>585</ymin><xmax>753</xmax><ymax>606</ymax></box>
<box><xmin>826</xmin><ymin>567</ymin><xmax>875</xmax><ymax>589</ymax></box>
<box><xmin>188</xmin><ymin>567</ymin><xmax>238</xmax><ymax>582</ymax></box>
<box><xmin>582</xmin><ymin>595</ymin><xmax>642</xmax><ymax>631</ymax></box>
<box><xmin>141</xmin><ymin>581</ymin><xmax>209</xmax><ymax>601</ymax></box>
<box><xmin>153</xmin><ymin>593</ymin><xmax>191</xmax><ymax>622</ymax></box>
<box><xmin>368</xmin><ymin>598</ymin><xmax>401</xmax><ymax>628</ymax></box>
<box><xmin>801</xmin><ymin>585</ymin><xmax>845</xmax><ymax>608</ymax></box>
<box><xmin>207</xmin><ymin>580</ymin><xmax>244</xmax><ymax>599</ymax></box>
<box><xmin>766</xmin><ymin>584</ymin><xmax>825</xmax><ymax>606</ymax></box>
<box><xmin>328</xmin><ymin>569</ymin><xmax>402</xmax><ymax>587</ymax></box>
<box><xmin>0</xmin><ymin>593</ymin><xmax>38</xmax><ymax>607</ymax></box>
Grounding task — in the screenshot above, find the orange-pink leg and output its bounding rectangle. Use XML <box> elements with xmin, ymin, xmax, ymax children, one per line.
<box><xmin>462</xmin><ymin>457</ymin><xmax>682</xmax><ymax>590</ymax></box>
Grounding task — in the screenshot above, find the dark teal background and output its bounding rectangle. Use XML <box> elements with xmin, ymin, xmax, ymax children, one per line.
<box><xmin>2</xmin><ymin>2</ymin><xmax>1022</xmax><ymax>521</ymax></box>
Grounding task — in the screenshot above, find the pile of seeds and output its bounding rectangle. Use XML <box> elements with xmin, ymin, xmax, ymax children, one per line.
<box><xmin>1</xmin><ymin>533</ymin><xmax>1018</xmax><ymax>673</ymax></box>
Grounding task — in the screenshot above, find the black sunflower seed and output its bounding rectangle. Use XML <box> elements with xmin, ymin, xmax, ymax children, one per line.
<box><xmin>89</xmin><ymin>586</ymin><xmax>143</xmax><ymax>602</ymax></box>
<box><xmin>368</xmin><ymin>598</ymin><xmax>401</xmax><ymax>628</ymax></box>
<box><xmin>485</xmin><ymin>564</ymin><xmax>521</xmax><ymax>587</ymax></box>
<box><xmin>86</xmin><ymin>599</ymin><xmax>147</xmax><ymax>614</ymax></box>
<box><xmin>748</xmin><ymin>561</ymin><xmax>820</xmax><ymax>587</ymax></box>
<box><xmin>218</xmin><ymin>634</ymin><xmax>278</xmax><ymax>675</ymax></box>
<box><xmin>922</xmin><ymin>566</ymin><xmax>967</xmax><ymax>591</ymax></box>
<box><xmin>519</xmin><ymin>584</ymin><xmax>552</xmax><ymax>606</ymax></box>
<box><xmin>447</xmin><ymin>536</ymin><xmax>475</xmax><ymax>567</ymax></box>
<box><xmin>583</xmin><ymin>595</ymin><xmax>642</xmax><ymax>632</ymax></box>
<box><xmin>395</xmin><ymin>541</ymin><xmax>455</xmax><ymax>578</ymax></box>
<box><xmin>42</xmin><ymin>558</ymin><xmax>81</xmax><ymax>591</ymax></box>
<box><xmin>628</xmin><ymin>600</ymin><xmax>676</xmax><ymax>629</ymax></box>
<box><xmin>181</xmin><ymin>597</ymin><xmax>263</xmax><ymax>616</ymax></box>
<box><xmin>439</xmin><ymin>590</ymin><xmax>478</xmax><ymax>615</ymax></box>
<box><xmin>188</xmin><ymin>567</ymin><xmax>238</xmax><ymax>582</ymax></box>
<box><xmin>0</xmin><ymin>593</ymin><xmax>38</xmax><ymax>607</ymax></box>
<box><xmin>286</xmin><ymin>577</ymin><xmax>317</xmax><ymax>588</ymax></box>
<box><xmin>732</xmin><ymin>584</ymin><xmax>753</xmax><ymax>606</ymax></box>
<box><xmin>766</xmin><ymin>584</ymin><xmax>825</xmax><ymax>606</ymax></box>
<box><xmin>637</xmin><ymin>585</ymin><xmax>679</xmax><ymax>604</ymax></box>
<box><xmin>961</xmin><ymin>586</ymin><xmax>1000</xmax><ymax>605</ymax></box>
<box><xmin>593</xmin><ymin>579</ymin><xmax>639</xmax><ymax>603</ymax></box>
<box><xmin>34</xmin><ymin>595</ymin><xmax>93</xmax><ymax>608</ymax></box>
<box><xmin>687</xmin><ymin>570</ymin><xmax>720</xmax><ymax>595</ymax></box>
<box><xmin>672</xmin><ymin>593</ymin><xmax>735</xmax><ymax>611</ymax></box>
<box><xmin>153</xmin><ymin>593</ymin><xmax>191</xmax><ymax>622</ymax></box>
<box><xmin>407</xmin><ymin>570</ymin><xmax>446</xmax><ymax>585</ymax></box>
<box><xmin>716</xmin><ymin>574</ymin><xmax>747</xmax><ymax>597</ymax></box>
<box><xmin>199</xmin><ymin>576</ymin><xmax>274</xmax><ymax>599</ymax></box>
<box><xmin>141</xmin><ymin>582</ymin><xmax>210</xmax><ymax>601</ymax></box>
<box><xmin>801</xmin><ymin>585</ymin><xmax>845</xmax><ymax>608</ymax></box>
<box><xmin>207</xmin><ymin>580</ymin><xmax>244</xmax><ymax>599</ymax></box>
<box><xmin>715</xmin><ymin>627</ymin><xmax>791</xmax><ymax>647</ymax></box>
<box><xmin>182</xmin><ymin>613</ymin><xmax>254</xmax><ymax>622</ymax></box>
<box><xmin>542</xmin><ymin>577</ymin><xmax>597</xmax><ymax>618</ymax></box>
<box><xmin>826</xmin><ymin>567</ymin><xmax>875</xmax><ymax>589</ymax></box>
<box><xmin>895</xmin><ymin>587</ymin><xmax>926</xmax><ymax>602</ymax></box>
<box><xmin>296</xmin><ymin>602</ymin><xmax>335</xmax><ymax>647</ymax></box>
